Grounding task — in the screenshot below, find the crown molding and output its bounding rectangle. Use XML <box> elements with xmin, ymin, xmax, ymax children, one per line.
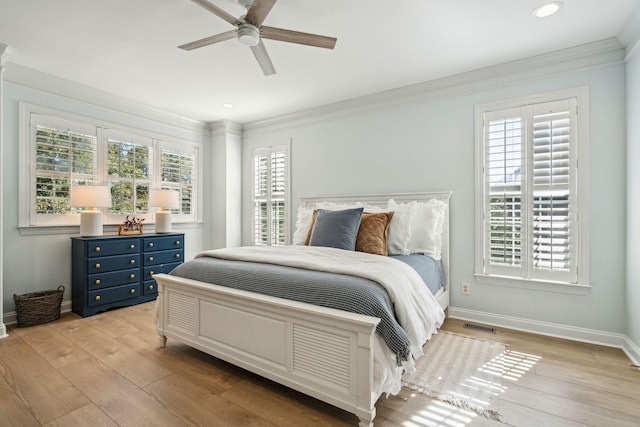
<box><xmin>243</xmin><ymin>38</ymin><xmax>625</xmax><ymax>134</ymax></box>
<box><xmin>208</xmin><ymin>120</ymin><xmax>242</xmax><ymax>138</ymax></box>
<box><xmin>618</xmin><ymin>1</ymin><xmax>640</xmax><ymax>56</ymax></box>
<box><xmin>3</xmin><ymin>63</ymin><xmax>205</xmax><ymax>134</ymax></box>
<box><xmin>0</xmin><ymin>43</ymin><xmax>13</xmax><ymax>66</ymax></box>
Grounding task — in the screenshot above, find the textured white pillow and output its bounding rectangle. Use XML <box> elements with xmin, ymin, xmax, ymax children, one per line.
<box><xmin>292</xmin><ymin>206</ymin><xmax>315</xmax><ymax>245</ymax></box>
<box><xmin>366</xmin><ymin>200</ymin><xmax>417</xmax><ymax>255</ymax></box>
<box><xmin>403</xmin><ymin>199</ymin><xmax>447</xmax><ymax>259</ymax></box>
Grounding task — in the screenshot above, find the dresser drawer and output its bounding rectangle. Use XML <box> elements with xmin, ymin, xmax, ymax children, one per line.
<box><xmin>87</xmin><ymin>239</ymin><xmax>140</xmax><ymax>257</ymax></box>
<box><xmin>144</xmin><ymin>250</ymin><xmax>183</xmax><ymax>266</ymax></box>
<box><xmin>143</xmin><ymin>280</ymin><xmax>158</xmax><ymax>295</ymax></box>
<box><xmin>144</xmin><ymin>236</ymin><xmax>183</xmax><ymax>252</ymax></box>
<box><xmin>144</xmin><ymin>262</ymin><xmax>181</xmax><ymax>281</ymax></box>
<box><xmin>88</xmin><ymin>269</ymin><xmax>139</xmax><ymax>290</ymax></box>
<box><xmin>88</xmin><ymin>254</ymin><xmax>140</xmax><ymax>274</ymax></box>
<box><xmin>88</xmin><ymin>283</ymin><xmax>139</xmax><ymax>307</ymax></box>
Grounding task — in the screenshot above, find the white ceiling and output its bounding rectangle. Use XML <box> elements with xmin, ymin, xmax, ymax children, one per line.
<box><xmin>0</xmin><ymin>0</ymin><xmax>638</xmax><ymax>124</ymax></box>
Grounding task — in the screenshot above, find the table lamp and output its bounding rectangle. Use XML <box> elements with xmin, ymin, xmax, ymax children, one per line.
<box><xmin>149</xmin><ymin>189</ymin><xmax>179</xmax><ymax>233</ymax></box>
<box><xmin>71</xmin><ymin>186</ymin><xmax>112</xmax><ymax>237</ymax></box>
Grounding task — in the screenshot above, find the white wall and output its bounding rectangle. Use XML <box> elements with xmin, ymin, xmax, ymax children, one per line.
<box><xmin>1</xmin><ymin>69</ymin><xmax>207</xmax><ymax>314</ymax></box>
<box><xmin>626</xmin><ymin>44</ymin><xmax>640</xmax><ymax>346</ymax></box>
<box><xmin>242</xmin><ymin>59</ymin><xmax>628</xmax><ymax>336</ymax></box>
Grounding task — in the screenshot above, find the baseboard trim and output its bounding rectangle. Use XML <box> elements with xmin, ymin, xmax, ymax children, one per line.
<box><xmin>449</xmin><ymin>306</ymin><xmax>640</xmax><ymax>365</ymax></box>
<box><xmin>3</xmin><ymin>300</ymin><xmax>72</xmax><ymax>327</ymax></box>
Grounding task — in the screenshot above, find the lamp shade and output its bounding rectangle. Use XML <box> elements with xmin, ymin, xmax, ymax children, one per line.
<box><xmin>71</xmin><ymin>186</ymin><xmax>112</xmax><ymax>237</ymax></box>
<box><xmin>71</xmin><ymin>185</ymin><xmax>112</xmax><ymax>209</ymax></box>
<box><xmin>148</xmin><ymin>189</ymin><xmax>179</xmax><ymax>210</ymax></box>
<box><xmin>149</xmin><ymin>189</ymin><xmax>179</xmax><ymax>233</ymax></box>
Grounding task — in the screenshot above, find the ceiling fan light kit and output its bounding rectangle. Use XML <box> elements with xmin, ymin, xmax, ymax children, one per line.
<box><xmin>237</xmin><ymin>24</ymin><xmax>260</xmax><ymax>46</ymax></box>
<box><xmin>180</xmin><ymin>0</ymin><xmax>337</xmax><ymax>76</ymax></box>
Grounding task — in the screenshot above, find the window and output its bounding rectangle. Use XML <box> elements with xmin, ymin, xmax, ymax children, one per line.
<box><xmin>20</xmin><ymin>104</ymin><xmax>200</xmax><ymax>229</ymax></box>
<box><xmin>252</xmin><ymin>144</ymin><xmax>289</xmax><ymax>245</ymax></box>
<box><xmin>475</xmin><ymin>88</ymin><xmax>589</xmax><ymax>291</ymax></box>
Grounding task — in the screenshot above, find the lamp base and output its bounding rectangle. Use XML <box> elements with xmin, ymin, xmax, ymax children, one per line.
<box><xmin>155</xmin><ymin>211</ymin><xmax>173</xmax><ymax>233</ymax></box>
<box><xmin>80</xmin><ymin>210</ymin><xmax>104</xmax><ymax>237</ymax></box>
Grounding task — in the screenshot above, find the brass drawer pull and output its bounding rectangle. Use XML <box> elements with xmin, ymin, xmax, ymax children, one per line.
<box><xmin>129</xmin><ymin>274</ymin><xmax>135</xmax><ymax>279</ymax></box>
<box><xmin>95</xmin><ymin>263</ymin><xmax>101</xmax><ymax>269</ymax></box>
<box><xmin>149</xmin><ymin>242</ymin><xmax>154</xmax><ymax>248</ymax></box>
<box><xmin>148</xmin><ymin>284</ymin><xmax>154</xmax><ymax>290</ymax></box>
<box><xmin>95</xmin><ymin>295</ymin><xmax>101</xmax><ymax>301</ymax></box>
<box><xmin>95</xmin><ymin>247</ymin><xmax>101</xmax><ymax>252</ymax></box>
<box><xmin>129</xmin><ymin>244</ymin><xmax>135</xmax><ymax>249</ymax></box>
<box><xmin>175</xmin><ymin>241</ymin><xmax>181</xmax><ymax>245</ymax></box>
<box><xmin>130</xmin><ymin>259</ymin><xmax>135</xmax><ymax>264</ymax></box>
<box><xmin>148</xmin><ymin>256</ymin><xmax>154</xmax><ymax>262</ymax></box>
<box><xmin>130</xmin><ymin>289</ymin><xmax>136</xmax><ymax>294</ymax></box>
<box><xmin>149</xmin><ymin>271</ymin><xmax>154</xmax><ymax>276</ymax></box>
<box><xmin>95</xmin><ymin>279</ymin><xmax>101</xmax><ymax>285</ymax></box>
<box><xmin>175</xmin><ymin>254</ymin><xmax>180</xmax><ymax>259</ymax></box>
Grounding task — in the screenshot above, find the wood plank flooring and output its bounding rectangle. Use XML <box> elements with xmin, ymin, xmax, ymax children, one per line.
<box><xmin>1</xmin><ymin>302</ymin><xmax>639</xmax><ymax>426</ymax></box>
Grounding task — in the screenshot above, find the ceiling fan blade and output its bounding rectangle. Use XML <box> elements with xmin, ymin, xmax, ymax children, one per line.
<box><xmin>245</xmin><ymin>0</ymin><xmax>277</xmax><ymax>26</ymax></box>
<box><xmin>250</xmin><ymin>41</ymin><xmax>276</xmax><ymax>76</ymax></box>
<box><xmin>178</xmin><ymin>30</ymin><xmax>237</xmax><ymax>51</ymax></box>
<box><xmin>191</xmin><ymin>0</ymin><xmax>241</xmax><ymax>26</ymax></box>
<box><xmin>261</xmin><ymin>26</ymin><xmax>337</xmax><ymax>49</ymax></box>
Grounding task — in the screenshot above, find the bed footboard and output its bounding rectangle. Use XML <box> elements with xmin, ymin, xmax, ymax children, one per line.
<box><xmin>154</xmin><ymin>273</ymin><xmax>381</xmax><ymax>427</ymax></box>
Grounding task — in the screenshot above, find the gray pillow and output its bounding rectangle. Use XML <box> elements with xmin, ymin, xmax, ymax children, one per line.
<box><xmin>309</xmin><ymin>208</ymin><xmax>364</xmax><ymax>250</ymax></box>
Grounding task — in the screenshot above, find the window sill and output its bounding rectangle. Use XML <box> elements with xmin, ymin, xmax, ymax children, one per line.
<box><xmin>18</xmin><ymin>222</ymin><xmax>203</xmax><ymax>236</ymax></box>
<box><xmin>473</xmin><ymin>273</ymin><xmax>591</xmax><ymax>295</ymax></box>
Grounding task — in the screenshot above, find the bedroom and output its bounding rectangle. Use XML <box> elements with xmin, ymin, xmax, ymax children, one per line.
<box><xmin>0</xmin><ymin>0</ymin><xmax>639</xmax><ymax>425</ymax></box>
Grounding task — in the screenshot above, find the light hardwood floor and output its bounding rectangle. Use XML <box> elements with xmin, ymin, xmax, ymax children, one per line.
<box><xmin>1</xmin><ymin>302</ymin><xmax>639</xmax><ymax>426</ymax></box>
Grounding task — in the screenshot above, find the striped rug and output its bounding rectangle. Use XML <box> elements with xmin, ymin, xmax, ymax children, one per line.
<box><xmin>402</xmin><ymin>331</ymin><xmax>506</xmax><ymax>420</ymax></box>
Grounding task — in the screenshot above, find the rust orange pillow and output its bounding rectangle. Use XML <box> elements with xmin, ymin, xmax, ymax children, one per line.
<box><xmin>355</xmin><ymin>212</ymin><xmax>394</xmax><ymax>256</ymax></box>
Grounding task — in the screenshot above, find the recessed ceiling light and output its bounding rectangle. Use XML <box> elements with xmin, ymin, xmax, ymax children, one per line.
<box><xmin>221</xmin><ymin>103</ymin><xmax>233</xmax><ymax>109</ymax></box>
<box><xmin>533</xmin><ymin>1</ymin><xmax>563</xmax><ymax>18</ymax></box>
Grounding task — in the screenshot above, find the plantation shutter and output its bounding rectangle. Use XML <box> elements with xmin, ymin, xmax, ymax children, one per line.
<box><xmin>530</xmin><ymin>99</ymin><xmax>576</xmax><ymax>282</ymax></box>
<box><xmin>253</xmin><ymin>145</ymin><xmax>288</xmax><ymax>246</ymax></box>
<box><xmin>160</xmin><ymin>147</ymin><xmax>197</xmax><ymax>217</ymax></box>
<box><xmin>481</xmin><ymin>98</ymin><xmax>578</xmax><ymax>283</ymax></box>
<box><xmin>485</xmin><ymin>108</ymin><xmax>525</xmax><ymax>277</ymax></box>
<box><xmin>31</xmin><ymin>115</ymin><xmax>98</xmax><ymax>225</ymax></box>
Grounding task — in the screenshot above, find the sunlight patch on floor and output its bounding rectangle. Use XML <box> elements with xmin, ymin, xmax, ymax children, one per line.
<box><xmin>401</xmin><ymin>349</ymin><xmax>542</xmax><ymax>426</ymax></box>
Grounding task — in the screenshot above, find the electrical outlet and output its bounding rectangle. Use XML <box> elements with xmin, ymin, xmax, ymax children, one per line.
<box><xmin>461</xmin><ymin>282</ymin><xmax>471</xmax><ymax>295</ymax></box>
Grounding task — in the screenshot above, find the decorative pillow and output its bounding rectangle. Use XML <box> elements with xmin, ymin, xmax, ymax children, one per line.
<box><xmin>355</xmin><ymin>212</ymin><xmax>394</xmax><ymax>256</ymax></box>
<box><xmin>392</xmin><ymin>199</ymin><xmax>447</xmax><ymax>259</ymax></box>
<box><xmin>308</xmin><ymin>208</ymin><xmax>364</xmax><ymax>250</ymax></box>
<box><xmin>292</xmin><ymin>206</ymin><xmax>315</xmax><ymax>245</ymax></box>
<box><xmin>366</xmin><ymin>200</ymin><xmax>417</xmax><ymax>255</ymax></box>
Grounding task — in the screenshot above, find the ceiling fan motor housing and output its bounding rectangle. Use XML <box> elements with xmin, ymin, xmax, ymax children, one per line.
<box><xmin>237</xmin><ymin>23</ymin><xmax>260</xmax><ymax>46</ymax></box>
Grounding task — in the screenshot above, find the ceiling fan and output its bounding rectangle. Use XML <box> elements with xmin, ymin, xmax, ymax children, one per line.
<box><xmin>179</xmin><ymin>0</ymin><xmax>337</xmax><ymax>76</ymax></box>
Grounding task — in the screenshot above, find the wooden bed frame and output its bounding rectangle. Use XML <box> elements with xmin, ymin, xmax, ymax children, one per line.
<box><xmin>154</xmin><ymin>191</ymin><xmax>451</xmax><ymax>426</ymax></box>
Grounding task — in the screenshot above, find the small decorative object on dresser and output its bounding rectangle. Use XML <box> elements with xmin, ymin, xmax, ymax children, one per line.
<box><xmin>118</xmin><ymin>215</ymin><xmax>145</xmax><ymax>235</ymax></box>
<box><xmin>71</xmin><ymin>233</ymin><xmax>184</xmax><ymax>317</ymax></box>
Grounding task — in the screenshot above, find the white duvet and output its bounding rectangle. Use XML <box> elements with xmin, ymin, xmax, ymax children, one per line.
<box><xmin>197</xmin><ymin>245</ymin><xmax>445</xmax><ymax>396</ymax></box>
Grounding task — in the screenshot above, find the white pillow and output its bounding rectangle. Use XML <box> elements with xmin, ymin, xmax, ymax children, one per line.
<box><xmin>292</xmin><ymin>206</ymin><xmax>315</xmax><ymax>245</ymax></box>
<box><xmin>366</xmin><ymin>200</ymin><xmax>417</xmax><ymax>255</ymax></box>
<box><xmin>392</xmin><ymin>198</ymin><xmax>447</xmax><ymax>259</ymax></box>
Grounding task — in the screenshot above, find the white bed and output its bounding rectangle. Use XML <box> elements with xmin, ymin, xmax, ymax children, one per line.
<box><xmin>154</xmin><ymin>191</ymin><xmax>451</xmax><ymax>426</ymax></box>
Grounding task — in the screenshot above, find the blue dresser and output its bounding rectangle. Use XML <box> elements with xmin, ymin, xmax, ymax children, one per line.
<box><xmin>71</xmin><ymin>233</ymin><xmax>184</xmax><ymax>317</ymax></box>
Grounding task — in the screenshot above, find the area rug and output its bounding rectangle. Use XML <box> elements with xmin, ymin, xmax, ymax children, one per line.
<box><xmin>402</xmin><ymin>331</ymin><xmax>506</xmax><ymax>420</ymax></box>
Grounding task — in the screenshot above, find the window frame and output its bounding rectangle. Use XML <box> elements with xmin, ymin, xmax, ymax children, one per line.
<box><xmin>251</xmin><ymin>143</ymin><xmax>290</xmax><ymax>246</ymax></box>
<box><xmin>474</xmin><ymin>88</ymin><xmax>591</xmax><ymax>295</ymax></box>
<box><xmin>19</xmin><ymin>103</ymin><xmax>201</xmax><ymax>233</ymax></box>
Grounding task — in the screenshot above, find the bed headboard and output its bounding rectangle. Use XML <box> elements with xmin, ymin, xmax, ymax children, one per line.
<box><xmin>300</xmin><ymin>191</ymin><xmax>452</xmax><ymax>295</ymax></box>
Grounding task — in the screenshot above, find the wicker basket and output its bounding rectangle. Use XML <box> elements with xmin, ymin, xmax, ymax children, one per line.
<box><xmin>14</xmin><ymin>286</ymin><xmax>65</xmax><ymax>327</ymax></box>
